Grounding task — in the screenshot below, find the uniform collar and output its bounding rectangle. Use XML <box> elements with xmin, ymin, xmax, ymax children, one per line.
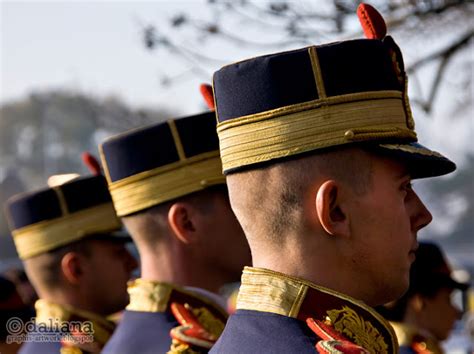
<box><xmin>237</xmin><ymin>267</ymin><xmax>398</xmax><ymax>354</ymax></box>
<box><xmin>34</xmin><ymin>298</ymin><xmax>116</xmax><ymax>347</ymax></box>
<box><xmin>126</xmin><ymin>278</ymin><xmax>228</xmax><ymax>321</ymax></box>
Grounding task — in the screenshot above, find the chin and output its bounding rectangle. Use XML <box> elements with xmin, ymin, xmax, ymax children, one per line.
<box><xmin>377</xmin><ymin>283</ymin><xmax>408</xmax><ymax>306</ymax></box>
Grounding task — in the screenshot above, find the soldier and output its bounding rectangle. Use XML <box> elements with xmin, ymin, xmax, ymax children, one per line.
<box><xmin>99</xmin><ymin>110</ymin><xmax>251</xmax><ymax>353</ymax></box>
<box><xmin>5</xmin><ymin>174</ymin><xmax>137</xmax><ymax>354</ymax></box>
<box><xmin>208</xmin><ymin>3</ymin><xmax>457</xmax><ymax>353</ymax></box>
<box><xmin>0</xmin><ymin>276</ymin><xmax>35</xmax><ymax>354</ymax></box>
<box><xmin>378</xmin><ymin>242</ymin><xmax>469</xmax><ymax>354</ymax></box>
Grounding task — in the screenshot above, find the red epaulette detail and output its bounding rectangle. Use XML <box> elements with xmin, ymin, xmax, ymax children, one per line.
<box><xmin>357</xmin><ymin>3</ymin><xmax>387</xmax><ymax>40</ymax></box>
<box><xmin>60</xmin><ymin>328</ymin><xmax>101</xmax><ymax>354</ymax></box>
<box><xmin>199</xmin><ymin>83</ymin><xmax>215</xmax><ymax>110</ymax></box>
<box><xmin>81</xmin><ymin>152</ymin><xmax>102</xmax><ymax>176</ymax></box>
<box><xmin>307</xmin><ymin>318</ymin><xmax>370</xmax><ymax>354</ymax></box>
<box><xmin>169</xmin><ymin>302</ymin><xmax>218</xmax><ymax>349</ymax></box>
<box><xmin>410</xmin><ymin>336</ymin><xmax>432</xmax><ymax>354</ymax></box>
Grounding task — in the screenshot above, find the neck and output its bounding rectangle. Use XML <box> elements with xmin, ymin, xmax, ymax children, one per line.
<box><xmin>139</xmin><ymin>246</ymin><xmax>228</xmax><ymax>294</ymax></box>
<box><xmin>250</xmin><ymin>233</ymin><xmax>377</xmax><ymax>305</ymax></box>
<box><xmin>37</xmin><ymin>288</ymin><xmax>104</xmax><ymax>316</ymax></box>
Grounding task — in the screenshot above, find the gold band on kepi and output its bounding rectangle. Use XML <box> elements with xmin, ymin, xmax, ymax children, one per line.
<box><xmin>217</xmin><ymin>91</ymin><xmax>416</xmax><ymax>172</ymax></box>
<box><xmin>12</xmin><ymin>203</ymin><xmax>120</xmax><ymax>259</ymax></box>
<box><xmin>107</xmin><ymin>152</ymin><xmax>225</xmax><ymax>217</ymax></box>
<box><xmin>100</xmin><ymin>111</ymin><xmax>225</xmax><ymax>217</ymax></box>
<box><xmin>5</xmin><ymin>175</ymin><xmax>124</xmax><ymax>260</ymax></box>
<box><xmin>212</xmin><ymin>33</ymin><xmax>456</xmax><ymax>177</ymax></box>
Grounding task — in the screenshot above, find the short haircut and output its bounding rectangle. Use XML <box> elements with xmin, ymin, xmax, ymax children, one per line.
<box><xmin>122</xmin><ymin>184</ymin><xmax>229</xmax><ymax>248</ymax></box>
<box><xmin>24</xmin><ymin>239</ymin><xmax>92</xmax><ymax>291</ymax></box>
<box><xmin>227</xmin><ymin>146</ymin><xmax>374</xmax><ymax>243</ymax></box>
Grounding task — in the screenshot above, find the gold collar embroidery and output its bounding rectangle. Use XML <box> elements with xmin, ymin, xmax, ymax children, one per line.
<box><xmin>34</xmin><ymin>299</ymin><xmax>116</xmax><ymax>346</ymax></box>
<box><xmin>126</xmin><ymin>279</ymin><xmax>227</xmax><ymax>319</ymax></box>
<box><xmin>237</xmin><ymin>267</ymin><xmax>398</xmax><ymax>354</ymax></box>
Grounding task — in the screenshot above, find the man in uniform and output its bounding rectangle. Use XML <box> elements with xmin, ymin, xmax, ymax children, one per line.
<box><xmin>378</xmin><ymin>242</ymin><xmax>468</xmax><ymax>354</ymax></box>
<box><xmin>0</xmin><ymin>276</ymin><xmax>35</xmax><ymax>354</ymax></box>
<box><xmin>208</xmin><ymin>3</ymin><xmax>457</xmax><ymax>353</ymax></box>
<box><xmin>99</xmin><ymin>110</ymin><xmax>251</xmax><ymax>353</ymax></box>
<box><xmin>5</xmin><ymin>174</ymin><xmax>138</xmax><ymax>354</ymax></box>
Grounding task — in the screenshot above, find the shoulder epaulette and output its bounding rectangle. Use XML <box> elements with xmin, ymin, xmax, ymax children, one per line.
<box><xmin>168</xmin><ymin>302</ymin><xmax>225</xmax><ymax>353</ymax></box>
<box><xmin>307</xmin><ymin>318</ymin><xmax>370</xmax><ymax>354</ymax></box>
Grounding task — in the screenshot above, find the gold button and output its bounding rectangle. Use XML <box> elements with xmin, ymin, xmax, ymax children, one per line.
<box><xmin>344</xmin><ymin>130</ymin><xmax>355</xmax><ymax>139</ymax></box>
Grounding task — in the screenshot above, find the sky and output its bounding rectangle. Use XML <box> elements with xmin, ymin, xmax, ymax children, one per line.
<box><xmin>1</xmin><ymin>0</ymin><xmax>214</xmax><ymax>115</ymax></box>
<box><xmin>2</xmin><ymin>0</ymin><xmax>472</xmax><ymax>160</ymax></box>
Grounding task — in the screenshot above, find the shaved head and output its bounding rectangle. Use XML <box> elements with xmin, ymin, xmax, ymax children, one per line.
<box><xmin>23</xmin><ymin>240</ymin><xmax>91</xmax><ymax>293</ymax></box>
<box><xmin>122</xmin><ymin>184</ymin><xmax>229</xmax><ymax>250</ymax></box>
<box><xmin>227</xmin><ymin>147</ymin><xmax>373</xmax><ymax>246</ymax></box>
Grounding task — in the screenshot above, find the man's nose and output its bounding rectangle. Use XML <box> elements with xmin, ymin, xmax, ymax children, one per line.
<box><xmin>409</xmin><ymin>190</ymin><xmax>433</xmax><ymax>232</ymax></box>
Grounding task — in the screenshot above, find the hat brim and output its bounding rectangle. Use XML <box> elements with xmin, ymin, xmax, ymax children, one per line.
<box><xmin>445</xmin><ymin>277</ymin><xmax>470</xmax><ymax>291</ymax></box>
<box><xmin>420</xmin><ymin>274</ymin><xmax>470</xmax><ymax>292</ymax></box>
<box><xmin>373</xmin><ymin>142</ymin><xmax>456</xmax><ymax>179</ymax></box>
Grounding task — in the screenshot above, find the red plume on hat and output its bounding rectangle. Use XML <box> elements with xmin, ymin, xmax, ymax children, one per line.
<box><xmin>358</xmin><ymin>3</ymin><xmax>405</xmax><ymax>87</ymax></box>
<box><xmin>357</xmin><ymin>3</ymin><xmax>387</xmax><ymax>40</ymax></box>
<box><xmin>81</xmin><ymin>151</ymin><xmax>102</xmax><ymax>176</ymax></box>
<box><xmin>200</xmin><ymin>83</ymin><xmax>215</xmax><ymax>110</ymax></box>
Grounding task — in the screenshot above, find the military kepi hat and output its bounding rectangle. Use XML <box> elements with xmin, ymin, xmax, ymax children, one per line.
<box><xmin>212</xmin><ymin>4</ymin><xmax>455</xmax><ymax>178</ymax></box>
<box><xmin>410</xmin><ymin>242</ymin><xmax>469</xmax><ymax>293</ymax></box>
<box><xmin>99</xmin><ymin>111</ymin><xmax>225</xmax><ymax>217</ymax></box>
<box><xmin>5</xmin><ymin>175</ymin><xmax>123</xmax><ymax>260</ymax></box>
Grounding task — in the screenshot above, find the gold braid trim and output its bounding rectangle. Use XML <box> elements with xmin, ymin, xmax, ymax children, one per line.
<box><xmin>327</xmin><ymin>306</ymin><xmax>388</xmax><ymax>354</ymax></box>
<box><xmin>378</xmin><ymin>143</ymin><xmax>445</xmax><ymax>158</ymax></box>
<box><xmin>125</xmin><ymin>279</ymin><xmax>228</xmax><ymax>318</ymax></box>
<box><xmin>217</xmin><ymin>91</ymin><xmax>416</xmax><ymax>172</ymax></box>
<box><xmin>168</xmin><ymin>340</ymin><xmax>202</xmax><ymax>354</ymax></box>
<box><xmin>12</xmin><ymin>203</ymin><xmax>121</xmax><ymax>260</ymax></box>
<box><xmin>103</xmin><ymin>151</ymin><xmax>225</xmax><ymax>217</ymax></box>
<box><xmin>237</xmin><ymin>267</ymin><xmax>398</xmax><ymax>354</ymax></box>
<box><xmin>126</xmin><ymin>279</ymin><xmax>174</xmax><ymax>312</ymax></box>
<box><xmin>35</xmin><ymin>299</ymin><xmax>116</xmax><ymax>347</ymax></box>
<box><xmin>191</xmin><ymin>306</ymin><xmax>225</xmax><ymax>337</ymax></box>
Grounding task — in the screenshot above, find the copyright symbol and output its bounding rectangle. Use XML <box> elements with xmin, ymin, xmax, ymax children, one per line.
<box><xmin>6</xmin><ymin>317</ymin><xmax>24</xmax><ymax>335</ymax></box>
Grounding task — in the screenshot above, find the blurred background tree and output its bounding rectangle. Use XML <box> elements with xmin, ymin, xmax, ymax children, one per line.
<box><xmin>0</xmin><ymin>91</ymin><xmax>172</xmax><ymax>260</ymax></box>
<box><xmin>140</xmin><ymin>0</ymin><xmax>473</xmax><ymax>115</ymax></box>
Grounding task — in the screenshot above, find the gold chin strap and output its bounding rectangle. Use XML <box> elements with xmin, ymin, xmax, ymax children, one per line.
<box><xmin>12</xmin><ymin>203</ymin><xmax>121</xmax><ymax>260</ymax></box>
<box><xmin>217</xmin><ymin>91</ymin><xmax>417</xmax><ymax>172</ymax></box>
<box><xmin>105</xmin><ymin>151</ymin><xmax>225</xmax><ymax>217</ymax></box>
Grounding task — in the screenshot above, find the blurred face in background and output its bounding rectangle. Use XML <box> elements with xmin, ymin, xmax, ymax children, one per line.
<box><xmin>82</xmin><ymin>239</ymin><xmax>138</xmax><ymax>315</ymax></box>
<box><xmin>417</xmin><ymin>287</ymin><xmax>462</xmax><ymax>341</ymax></box>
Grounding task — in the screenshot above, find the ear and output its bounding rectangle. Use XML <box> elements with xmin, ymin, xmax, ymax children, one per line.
<box><xmin>315</xmin><ymin>180</ymin><xmax>349</xmax><ymax>237</ymax></box>
<box><xmin>168</xmin><ymin>202</ymin><xmax>197</xmax><ymax>244</ymax></box>
<box><xmin>408</xmin><ymin>294</ymin><xmax>424</xmax><ymax>313</ymax></box>
<box><xmin>61</xmin><ymin>252</ymin><xmax>83</xmax><ymax>285</ymax></box>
